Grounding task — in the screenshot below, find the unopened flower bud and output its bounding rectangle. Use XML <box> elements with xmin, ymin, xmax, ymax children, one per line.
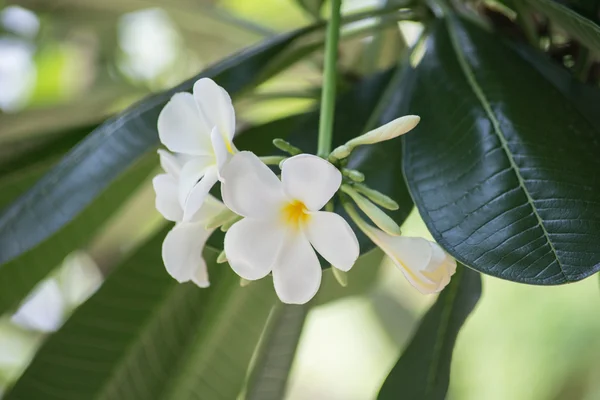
<box><xmin>341</xmin><ymin>185</ymin><xmax>401</xmax><ymax>236</ymax></box>
<box><xmin>345</xmin><ymin>115</ymin><xmax>420</xmax><ymax>149</ymax></box>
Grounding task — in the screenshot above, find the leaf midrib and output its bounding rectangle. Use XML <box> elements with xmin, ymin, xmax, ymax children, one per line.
<box><xmin>444</xmin><ymin>17</ymin><xmax>567</xmax><ymax>281</ymax></box>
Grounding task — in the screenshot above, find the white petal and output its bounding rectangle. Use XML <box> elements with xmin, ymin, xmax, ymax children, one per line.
<box><xmin>272</xmin><ymin>231</ymin><xmax>322</xmax><ymax>304</ymax></box>
<box><xmin>367</xmin><ymin>226</ymin><xmax>455</xmax><ymax>294</ymax></box>
<box><xmin>178</xmin><ymin>157</ymin><xmax>215</xmax><ymax>206</ymax></box>
<box><xmin>162</xmin><ymin>222</ymin><xmax>213</xmax><ymax>284</ymax></box>
<box><xmin>211</xmin><ymin>127</ymin><xmax>233</xmax><ymax>175</ymax></box>
<box><xmin>421</xmin><ymin>242</ymin><xmax>457</xmax><ymax>292</ymax></box>
<box><xmin>193</xmin><ymin>78</ymin><xmax>236</xmax><ymax>140</ymax></box>
<box><xmin>191</xmin><ymin>265</ymin><xmax>210</xmax><ymax>288</ymax></box>
<box><xmin>305</xmin><ymin>212</ymin><xmax>359</xmax><ymax>272</ymax></box>
<box><xmin>221</xmin><ymin>151</ymin><xmax>286</xmax><ymax>218</ymax></box>
<box><xmin>158</xmin><ymin>92</ymin><xmax>213</xmax><ymax>155</ymax></box>
<box><xmin>182</xmin><ymin>167</ymin><xmax>219</xmax><ymax>222</ymax></box>
<box><xmin>12</xmin><ymin>280</ymin><xmax>66</xmax><ymax>332</ymax></box>
<box><xmin>59</xmin><ymin>251</ymin><xmax>102</xmax><ymax>307</ymax></box>
<box><xmin>153</xmin><ymin>174</ymin><xmax>183</xmax><ymax>222</ymax></box>
<box><xmin>224</xmin><ymin>218</ymin><xmax>285</xmax><ymax>280</ymax></box>
<box><xmin>281</xmin><ymin>154</ymin><xmax>341</xmax><ymax>211</ymax></box>
<box><xmin>157</xmin><ymin>149</ymin><xmax>183</xmax><ymax>177</ymax></box>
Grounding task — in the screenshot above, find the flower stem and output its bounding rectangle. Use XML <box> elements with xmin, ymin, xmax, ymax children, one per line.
<box><xmin>317</xmin><ymin>0</ymin><xmax>342</xmax><ymax>158</ymax></box>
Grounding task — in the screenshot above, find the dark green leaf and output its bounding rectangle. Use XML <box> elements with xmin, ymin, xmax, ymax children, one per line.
<box><xmin>377</xmin><ymin>266</ymin><xmax>482</xmax><ymax>400</ymax></box>
<box><xmin>244</xmin><ymin>303</ymin><xmax>309</xmax><ymax>400</ymax></box>
<box><xmin>402</xmin><ymin>18</ymin><xmax>600</xmax><ymax>284</ymax></box>
<box><xmin>510</xmin><ymin>41</ymin><xmax>600</xmax><ymax>130</ymax></box>
<box><xmin>6</xmin><ymin>230</ymin><xmax>277</xmax><ymax>400</ymax></box>
<box><xmin>525</xmin><ymin>0</ymin><xmax>600</xmax><ymax>52</ymax></box>
<box><xmin>0</xmin><ymin>27</ymin><xmax>314</xmax><ymax>268</ymax></box>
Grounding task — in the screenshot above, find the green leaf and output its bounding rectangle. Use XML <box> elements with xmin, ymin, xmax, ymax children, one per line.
<box><xmin>525</xmin><ymin>0</ymin><xmax>600</xmax><ymax>53</ymax></box>
<box><xmin>244</xmin><ymin>303</ymin><xmax>309</xmax><ymax>400</ymax></box>
<box><xmin>0</xmin><ymin>28</ymin><xmax>316</xmax><ymax>316</ymax></box>
<box><xmin>6</xmin><ymin>230</ymin><xmax>277</xmax><ymax>400</ymax></box>
<box><xmin>510</xmin><ymin>41</ymin><xmax>600</xmax><ymax>130</ymax></box>
<box><xmin>0</xmin><ymin>155</ymin><xmax>156</xmax><ymax>316</ymax></box>
<box><xmin>0</xmin><ymin>124</ymin><xmax>96</xmax><ymax>211</ymax></box>
<box><xmin>0</xmin><ymin>27</ymin><xmax>314</xmax><ymax>268</ymax></box>
<box><xmin>377</xmin><ymin>266</ymin><xmax>482</xmax><ymax>400</ymax></box>
<box><xmin>402</xmin><ymin>18</ymin><xmax>600</xmax><ymax>284</ymax></box>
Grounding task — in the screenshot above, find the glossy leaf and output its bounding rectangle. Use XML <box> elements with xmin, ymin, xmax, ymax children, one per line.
<box><xmin>0</xmin><ymin>28</ymin><xmax>315</xmax><ymax>316</ymax></box>
<box><xmin>402</xmin><ymin>18</ymin><xmax>600</xmax><ymax>284</ymax></box>
<box><xmin>377</xmin><ymin>266</ymin><xmax>482</xmax><ymax>400</ymax></box>
<box><xmin>6</xmin><ymin>230</ymin><xmax>277</xmax><ymax>400</ymax></box>
<box><xmin>244</xmin><ymin>304</ymin><xmax>309</xmax><ymax>400</ymax></box>
<box><xmin>525</xmin><ymin>0</ymin><xmax>600</xmax><ymax>53</ymax></box>
<box><xmin>511</xmin><ymin>42</ymin><xmax>600</xmax><ymax>130</ymax></box>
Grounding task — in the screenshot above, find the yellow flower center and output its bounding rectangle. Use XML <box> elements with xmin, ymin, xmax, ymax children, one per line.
<box><xmin>282</xmin><ymin>200</ymin><xmax>310</xmax><ymax>226</ymax></box>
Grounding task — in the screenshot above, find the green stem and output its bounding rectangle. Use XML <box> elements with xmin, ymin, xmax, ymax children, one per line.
<box><xmin>317</xmin><ymin>0</ymin><xmax>343</xmax><ymax>158</ymax></box>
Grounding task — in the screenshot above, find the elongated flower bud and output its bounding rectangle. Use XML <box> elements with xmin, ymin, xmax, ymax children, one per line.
<box><xmin>341</xmin><ymin>185</ymin><xmax>401</xmax><ymax>236</ymax></box>
<box><xmin>342</xmin><ymin>168</ymin><xmax>365</xmax><ymax>182</ymax></box>
<box><xmin>352</xmin><ymin>183</ymin><xmax>399</xmax><ymax>210</ymax></box>
<box><xmin>345</xmin><ymin>115</ymin><xmax>420</xmax><ymax>148</ymax></box>
<box><xmin>273</xmin><ymin>138</ymin><xmax>302</xmax><ymax>156</ymax></box>
<box><xmin>342</xmin><ymin>202</ymin><xmax>455</xmax><ymax>294</ymax></box>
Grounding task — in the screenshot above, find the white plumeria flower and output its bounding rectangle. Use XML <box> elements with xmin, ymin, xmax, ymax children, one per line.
<box><xmin>12</xmin><ymin>251</ymin><xmax>102</xmax><ymax>332</ymax></box>
<box><xmin>221</xmin><ymin>152</ymin><xmax>360</xmax><ymax>304</ymax></box>
<box><xmin>362</xmin><ymin>224</ymin><xmax>456</xmax><ymax>294</ymax></box>
<box><xmin>157</xmin><ymin>78</ymin><xmax>237</xmax><ymax>221</ymax></box>
<box><xmin>152</xmin><ymin>149</ymin><xmax>226</xmax><ymax>287</ymax></box>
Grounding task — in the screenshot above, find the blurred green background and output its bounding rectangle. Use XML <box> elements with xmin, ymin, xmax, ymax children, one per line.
<box><xmin>1</xmin><ymin>0</ymin><xmax>600</xmax><ymax>399</ymax></box>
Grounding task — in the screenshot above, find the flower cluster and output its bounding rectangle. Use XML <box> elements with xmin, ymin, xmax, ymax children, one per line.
<box><xmin>153</xmin><ymin>78</ymin><xmax>456</xmax><ymax>304</ymax></box>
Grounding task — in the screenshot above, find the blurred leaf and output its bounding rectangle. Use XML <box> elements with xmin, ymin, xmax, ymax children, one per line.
<box><xmin>0</xmin><ymin>124</ymin><xmax>94</xmax><ymax>210</ymax></box>
<box><xmin>6</xmin><ymin>232</ymin><xmax>277</xmax><ymax>400</ymax></box>
<box><xmin>244</xmin><ymin>303</ymin><xmax>309</xmax><ymax>400</ymax></box>
<box><xmin>0</xmin><ymin>123</ymin><xmax>95</xmax><ymax>177</ymax></box>
<box><xmin>402</xmin><ymin>18</ymin><xmax>600</xmax><ymax>284</ymax></box>
<box><xmin>0</xmin><ymin>154</ymin><xmax>156</xmax><ymax>317</ymax></box>
<box><xmin>295</xmin><ymin>0</ymin><xmax>325</xmax><ymax>19</ymax></box>
<box><xmin>525</xmin><ymin>0</ymin><xmax>600</xmax><ymax>53</ymax></box>
<box><xmin>0</xmin><ymin>28</ymin><xmax>317</xmax><ymax>315</ymax></box>
<box><xmin>377</xmin><ymin>266</ymin><xmax>482</xmax><ymax>400</ymax></box>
